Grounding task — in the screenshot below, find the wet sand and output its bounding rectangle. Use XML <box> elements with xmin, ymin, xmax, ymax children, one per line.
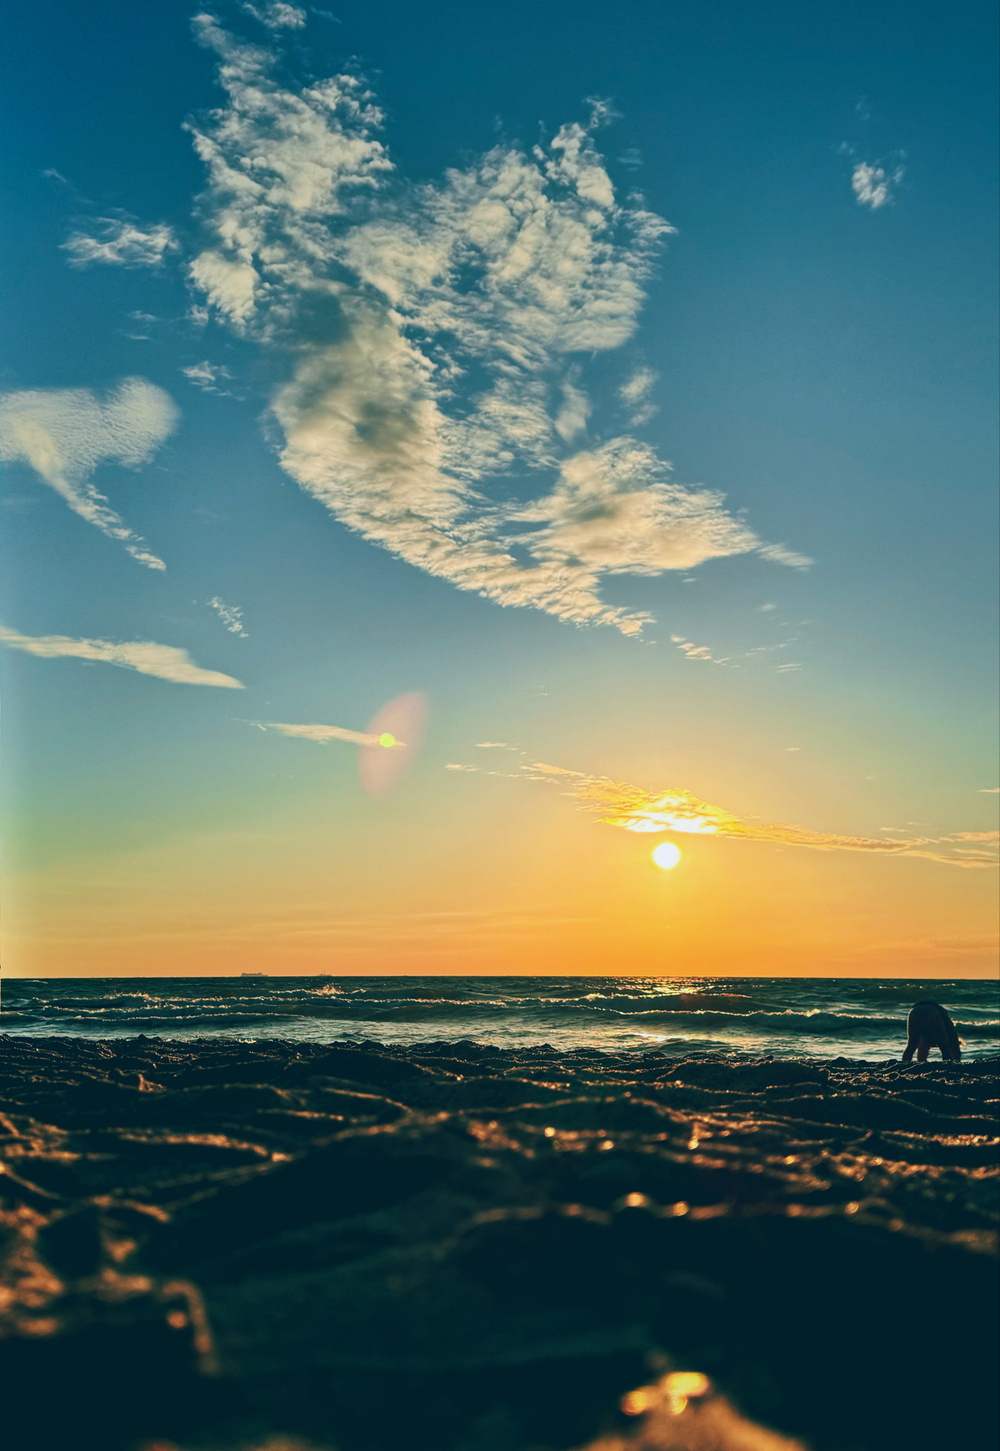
<box><xmin>1</xmin><ymin>1036</ymin><xmax>997</xmax><ymax>1451</ymax></box>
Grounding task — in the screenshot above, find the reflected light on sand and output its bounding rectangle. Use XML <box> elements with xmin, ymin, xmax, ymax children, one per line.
<box><xmin>622</xmin><ymin>1370</ymin><xmax>711</xmax><ymax>1418</ymax></box>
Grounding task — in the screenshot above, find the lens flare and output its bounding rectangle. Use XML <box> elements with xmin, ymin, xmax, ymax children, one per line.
<box><xmin>652</xmin><ymin>841</ymin><xmax>682</xmax><ymax>870</ymax></box>
<box><xmin>360</xmin><ymin>693</ymin><xmax>428</xmax><ymax>796</ymax></box>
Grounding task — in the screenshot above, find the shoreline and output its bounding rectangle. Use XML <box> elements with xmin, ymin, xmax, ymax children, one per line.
<box><xmin>1</xmin><ymin>1037</ymin><xmax>997</xmax><ymax>1450</ymax></box>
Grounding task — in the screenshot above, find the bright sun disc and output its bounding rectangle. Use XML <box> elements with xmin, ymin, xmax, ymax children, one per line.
<box><xmin>652</xmin><ymin>841</ymin><xmax>682</xmax><ymax>870</ymax></box>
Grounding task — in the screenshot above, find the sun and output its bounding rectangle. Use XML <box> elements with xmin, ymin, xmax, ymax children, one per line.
<box><xmin>652</xmin><ymin>841</ymin><xmax>682</xmax><ymax>870</ymax></box>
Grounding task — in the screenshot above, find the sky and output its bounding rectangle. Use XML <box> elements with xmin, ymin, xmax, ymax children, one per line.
<box><xmin>1</xmin><ymin>0</ymin><xmax>997</xmax><ymax>978</ymax></box>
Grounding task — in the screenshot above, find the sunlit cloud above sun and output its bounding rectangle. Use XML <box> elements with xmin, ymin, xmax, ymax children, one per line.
<box><xmin>449</xmin><ymin>753</ymin><xmax>1000</xmax><ymax>869</ymax></box>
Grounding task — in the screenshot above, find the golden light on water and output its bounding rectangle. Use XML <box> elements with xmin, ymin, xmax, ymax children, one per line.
<box><xmin>652</xmin><ymin>841</ymin><xmax>682</xmax><ymax>870</ymax></box>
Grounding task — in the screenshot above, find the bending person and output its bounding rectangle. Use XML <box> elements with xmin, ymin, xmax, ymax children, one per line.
<box><xmin>901</xmin><ymin>1000</ymin><xmax>961</xmax><ymax>1063</ymax></box>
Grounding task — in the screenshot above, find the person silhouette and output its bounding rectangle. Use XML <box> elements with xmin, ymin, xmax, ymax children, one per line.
<box><xmin>901</xmin><ymin>1000</ymin><xmax>961</xmax><ymax>1063</ymax></box>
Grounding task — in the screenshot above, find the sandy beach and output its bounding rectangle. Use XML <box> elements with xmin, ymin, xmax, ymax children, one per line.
<box><xmin>1</xmin><ymin>1035</ymin><xmax>996</xmax><ymax>1451</ymax></box>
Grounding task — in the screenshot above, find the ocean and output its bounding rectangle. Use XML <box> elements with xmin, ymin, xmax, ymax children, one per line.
<box><xmin>2</xmin><ymin>975</ymin><xmax>997</xmax><ymax>1060</ymax></box>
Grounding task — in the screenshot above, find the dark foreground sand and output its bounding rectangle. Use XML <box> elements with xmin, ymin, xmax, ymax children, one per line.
<box><xmin>0</xmin><ymin>1036</ymin><xmax>997</xmax><ymax>1451</ymax></box>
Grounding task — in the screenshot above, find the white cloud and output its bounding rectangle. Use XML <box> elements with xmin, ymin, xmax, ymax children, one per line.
<box><xmin>619</xmin><ymin>366</ymin><xmax>658</xmax><ymax>425</ymax></box>
<box><xmin>243</xmin><ymin>1</ymin><xmax>306</xmax><ymax>28</ymax></box>
<box><xmin>851</xmin><ymin>161</ymin><xmax>904</xmax><ymax>209</ymax></box>
<box><xmin>183</xmin><ymin>360</ymin><xmax>235</xmax><ymax>393</ymax></box>
<box><xmin>0</xmin><ymin>378</ymin><xmax>178</xmax><ymax>568</ymax></box>
<box><xmin>184</xmin><ymin>17</ymin><xmax>808</xmax><ymax>633</ymax></box>
<box><xmin>253</xmin><ymin>720</ymin><xmax>400</xmax><ymax>746</ymax></box>
<box><xmin>0</xmin><ymin>627</ymin><xmax>243</xmax><ymax>688</ymax></box>
<box><xmin>63</xmin><ymin>217</ymin><xmax>178</xmax><ymax>267</ymax></box>
<box><xmin>208</xmin><ymin>596</ymin><xmax>247</xmax><ymax>635</ymax></box>
<box><xmin>554</xmin><ymin>376</ymin><xmax>591</xmax><ymax>443</ymax></box>
<box><xmin>671</xmin><ymin>635</ymin><xmax>729</xmax><ymax>664</ymax></box>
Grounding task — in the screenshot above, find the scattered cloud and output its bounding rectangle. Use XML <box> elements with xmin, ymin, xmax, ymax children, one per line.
<box><xmin>0</xmin><ymin>378</ymin><xmax>178</xmax><ymax>568</ymax></box>
<box><xmin>979</xmin><ymin>787</ymin><xmax>999</xmax><ymax>794</ymax></box>
<box><xmin>181</xmin><ymin>17</ymin><xmax>808</xmax><ymax>634</ymax></box>
<box><xmin>851</xmin><ymin>160</ymin><xmax>904</xmax><ymax>210</ymax></box>
<box><xmin>619</xmin><ymin>366</ymin><xmax>658</xmax><ymax>426</ymax></box>
<box><xmin>63</xmin><ymin>216</ymin><xmax>178</xmax><ymax>268</ymax></box>
<box><xmin>243</xmin><ymin>1</ymin><xmax>307</xmax><ymax>28</ymax></box>
<box><xmin>0</xmin><ymin>627</ymin><xmax>243</xmax><ymax>688</ymax></box>
<box><xmin>182</xmin><ymin>361</ymin><xmax>236</xmax><ymax>393</ymax></box>
<box><xmin>208</xmin><ymin>596</ymin><xmax>248</xmax><ymax>635</ymax></box>
<box><xmin>553</xmin><ymin>374</ymin><xmax>591</xmax><ymax>443</ymax></box>
<box><xmin>671</xmin><ymin>635</ymin><xmax>729</xmax><ymax>665</ymax></box>
<box><xmin>449</xmin><ymin>755</ymin><xmax>1000</xmax><ymax>868</ymax></box>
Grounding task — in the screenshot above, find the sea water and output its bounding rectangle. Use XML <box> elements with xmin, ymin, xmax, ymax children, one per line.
<box><xmin>2</xmin><ymin>976</ymin><xmax>997</xmax><ymax>1060</ymax></box>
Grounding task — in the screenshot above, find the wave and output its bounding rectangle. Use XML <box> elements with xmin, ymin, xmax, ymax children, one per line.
<box><xmin>4</xmin><ymin>977</ymin><xmax>996</xmax><ymax>1060</ymax></box>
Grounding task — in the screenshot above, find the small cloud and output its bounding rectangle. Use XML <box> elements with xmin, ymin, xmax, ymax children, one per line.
<box><xmin>584</xmin><ymin>97</ymin><xmax>620</xmax><ymax>130</ymax></box>
<box><xmin>785</xmin><ymin>747</ymin><xmax>801</xmax><ymax>752</ymax></box>
<box><xmin>208</xmin><ymin>596</ymin><xmax>248</xmax><ymax>636</ymax></box>
<box><xmin>851</xmin><ymin>160</ymin><xmax>904</xmax><ymax>210</ymax></box>
<box><xmin>759</xmin><ymin>602</ymin><xmax>777</xmax><ymax>612</ymax></box>
<box><xmin>63</xmin><ymin>216</ymin><xmax>178</xmax><ymax>268</ymax></box>
<box><xmin>255</xmin><ymin>720</ymin><xmax>386</xmax><ymax>745</ymax></box>
<box><xmin>671</xmin><ymin>635</ymin><xmax>729</xmax><ymax>665</ymax></box>
<box><xmin>554</xmin><ymin>376</ymin><xmax>590</xmax><ymax>443</ymax></box>
<box><xmin>617</xmin><ymin>148</ymin><xmax>643</xmax><ymax>171</ymax></box>
<box><xmin>182</xmin><ymin>361</ymin><xmax>236</xmax><ymax>394</ymax></box>
<box><xmin>243</xmin><ymin>1</ymin><xmax>307</xmax><ymax>27</ymax></box>
<box><xmin>618</xmin><ymin>367</ymin><xmax>658</xmax><ymax>426</ymax></box>
<box><xmin>0</xmin><ymin>627</ymin><xmax>243</xmax><ymax>688</ymax></box>
<box><xmin>979</xmin><ymin>787</ymin><xmax>1000</xmax><ymax>794</ymax></box>
<box><xmin>0</xmin><ymin>378</ymin><xmax>177</xmax><ymax>568</ymax></box>
<box><xmin>476</xmin><ymin>742</ymin><xmax>509</xmax><ymax>749</ymax></box>
<box><xmin>254</xmin><ymin>693</ymin><xmax>428</xmax><ymax>798</ymax></box>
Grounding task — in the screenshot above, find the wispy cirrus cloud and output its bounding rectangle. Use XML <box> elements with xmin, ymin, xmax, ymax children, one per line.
<box><xmin>251</xmin><ymin>720</ymin><xmax>399</xmax><ymax>747</ymax></box>
<box><xmin>0</xmin><ymin>627</ymin><xmax>243</xmax><ymax>688</ymax></box>
<box><xmin>63</xmin><ymin>216</ymin><xmax>178</xmax><ymax>268</ymax></box>
<box><xmin>449</xmin><ymin>754</ymin><xmax>1000</xmax><ymax>868</ymax></box>
<box><xmin>179</xmin><ymin>16</ymin><xmax>808</xmax><ymax>634</ymax></box>
<box><xmin>0</xmin><ymin>378</ymin><xmax>177</xmax><ymax>568</ymax></box>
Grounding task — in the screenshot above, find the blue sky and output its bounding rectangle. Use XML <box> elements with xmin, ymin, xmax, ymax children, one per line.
<box><xmin>1</xmin><ymin>0</ymin><xmax>996</xmax><ymax>976</ymax></box>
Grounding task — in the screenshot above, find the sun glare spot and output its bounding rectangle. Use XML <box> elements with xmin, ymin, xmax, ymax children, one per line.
<box><xmin>652</xmin><ymin>841</ymin><xmax>682</xmax><ymax>870</ymax></box>
<box><xmin>378</xmin><ymin>732</ymin><xmax>396</xmax><ymax>749</ymax></box>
